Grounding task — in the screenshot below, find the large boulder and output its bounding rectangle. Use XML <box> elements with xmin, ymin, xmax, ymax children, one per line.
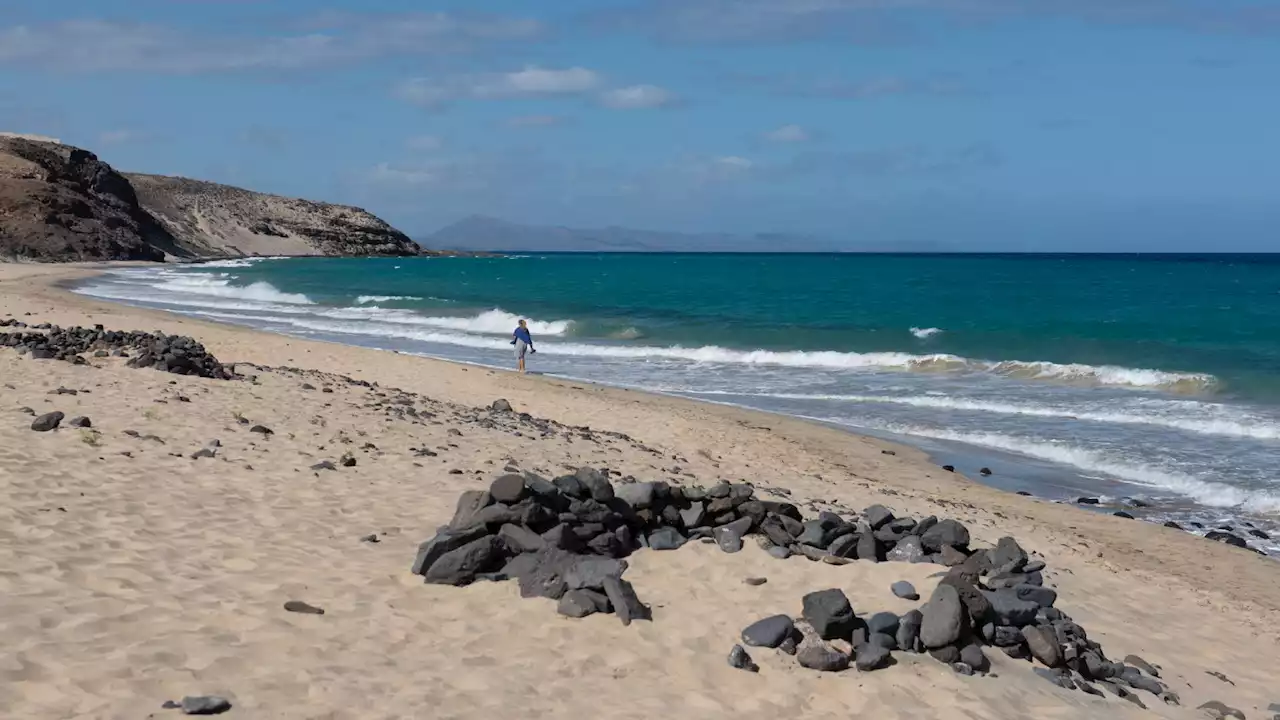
<box><xmin>741</xmin><ymin>615</ymin><xmax>796</xmax><ymax>648</ymax></box>
<box><xmin>920</xmin><ymin>584</ymin><xmax>965</xmax><ymax>648</ymax></box>
<box><xmin>423</xmin><ymin>535</ymin><xmax>502</xmax><ymax>586</ymax></box>
<box><xmin>802</xmin><ymin>588</ymin><xmax>857</xmax><ymax>640</ymax></box>
<box><xmin>921</xmin><ymin>519</ymin><xmax>970</xmax><ymax>552</ymax></box>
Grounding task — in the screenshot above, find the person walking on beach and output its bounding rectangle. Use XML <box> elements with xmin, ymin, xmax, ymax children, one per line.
<box><xmin>512</xmin><ymin>319</ymin><xmax>535</xmax><ymax>373</ymax></box>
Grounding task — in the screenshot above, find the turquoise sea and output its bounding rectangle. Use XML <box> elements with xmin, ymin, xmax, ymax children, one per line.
<box><xmin>76</xmin><ymin>253</ymin><xmax>1280</xmax><ymax>553</ymax></box>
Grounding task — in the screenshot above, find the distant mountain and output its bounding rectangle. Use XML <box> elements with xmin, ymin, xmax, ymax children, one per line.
<box><xmin>425</xmin><ymin>215</ymin><xmax>844</xmax><ymax>253</ymax></box>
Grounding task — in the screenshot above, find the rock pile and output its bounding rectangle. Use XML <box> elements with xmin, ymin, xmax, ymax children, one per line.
<box><xmin>416</xmin><ymin>470</ymin><xmax>1178</xmax><ymax>709</ymax></box>
<box><xmin>0</xmin><ymin>320</ymin><xmax>232</xmax><ymax>379</ymax></box>
<box><xmin>412</xmin><ymin>469</ymin><xmax>796</xmax><ymax>623</ymax></box>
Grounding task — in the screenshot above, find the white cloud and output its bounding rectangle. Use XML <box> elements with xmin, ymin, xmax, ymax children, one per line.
<box><xmin>479</xmin><ymin>66</ymin><xmax>600</xmax><ymax>97</ymax></box>
<box><xmin>398</xmin><ymin>66</ymin><xmax>602</xmax><ymax>108</ymax></box>
<box><xmin>0</xmin><ymin>13</ymin><xmax>543</xmax><ymax>74</ymax></box>
<box><xmin>405</xmin><ymin>135</ymin><xmax>443</xmax><ymax>151</ymax></box>
<box><xmin>600</xmin><ymin>84</ymin><xmax>675</xmax><ymax>109</ymax></box>
<box><xmin>764</xmin><ymin>124</ymin><xmax>809</xmax><ymax>142</ymax></box>
<box><xmin>714</xmin><ymin>156</ymin><xmax>754</xmax><ymax>170</ymax></box>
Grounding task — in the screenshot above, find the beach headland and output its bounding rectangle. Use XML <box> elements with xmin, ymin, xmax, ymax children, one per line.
<box><xmin>2</xmin><ymin>262</ymin><xmax>1278</xmax><ymax>719</ymax></box>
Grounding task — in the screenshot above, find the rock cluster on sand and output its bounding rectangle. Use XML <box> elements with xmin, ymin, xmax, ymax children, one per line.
<box><xmin>417</xmin><ymin>473</ymin><xmax>1182</xmax><ymax>708</ymax></box>
<box><xmin>0</xmin><ymin>320</ymin><xmax>232</xmax><ymax>379</ymax></box>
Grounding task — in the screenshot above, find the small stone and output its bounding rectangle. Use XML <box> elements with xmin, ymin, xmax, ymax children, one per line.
<box><xmin>744</xmin><ymin>577</ymin><xmax>767</xmax><ymax>586</ymax></box>
<box><xmin>310</xmin><ymin>460</ymin><xmax>336</xmax><ymax>471</ymax></box>
<box><xmin>283</xmin><ymin>600</ymin><xmax>324</xmax><ymax>615</ymax></box>
<box><xmin>498</xmin><ymin>523</ymin><xmax>546</xmax><ymax>554</ymax></box>
<box><xmin>952</xmin><ymin>662</ymin><xmax>974</xmax><ymax>675</ymax></box>
<box><xmin>929</xmin><ymin>645</ymin><xmax>961</xmax><ymax>664</ymax></box>
<box><xmin>30</xmin><ymin>411</ymin><xmax>64</xmax><ymax>432</ymax></box>
<box><xmin>66</xmin><ymin>416</ymin><xmax>91</xmax><ymax>428</ymax></box>
<box><xmin>827</xmin><ymin>534</ymin><xmax>858</xmax><ymax>558</ymax></box>
<box><xmin>728</xmin><ymin>644</ymin><xmax>759</xmax><ymax>672</ymax></box>
<box><xmin>1124</xmin><ymin>654</ymin><xmax>1160</xmax><ymax>678</ymax></box>
<box><xmin>802</xmin><ymin>588</ymin><xmax>857</xmax><ymax>640</ymax></box>
<box><xmin>489</xmin><ymin>473</ymin><xmax>528</xmax><ymax>504</ymax></box>
<box><xmin>866</xmin><ymin>612</ymin><xmax>900</xmax><ymax>637</ymax></box>
<box><xmin>767</xmin><ymin>545</ymin><xmax>792</xmax><ymax>560</ymax></box>
<box><xmin>797</xmin><ymin>641</ymin><xmax>849</xmax><ymax>672</ymax></box>
<box><xmin>180</xmin><ymin>695</ymin><xmax>232</xmax><ymax>715</ymax></box>
<box><xmin>864</xmin><ymin>504</ymin><xmax>895</xmax><ymax>529</ymax></box>
<box><xmin>340</xmin><ymin>453</ymin><xmax>356</xmax><ymax>467</ymax></box>
<box><xmin>1077</xmin><ymin>677</ymin><xmax>1104</xmax><ymax>696</ymax></box>
<box><xmin>896</xmin><ymin>609</ymin><xmax>922</xmax><ymax>652</ymax></box>
<box><xmin>1197</xmin><ymin>701</ymin><xmax>1246</xmax><ymax>720</ymax></box>
<box><xmin>1034</xmin><ymin>667</ymin><xmax>1076</xmax><ymax>690</ymax></box>
<box><xmin>492</xmin><ymin>399</ymin><xmax>513</xmax><ymax>412</ymax></box>
<box><xmin>557</xmin><ymin>590</ymin><xmax>601</xmax><ymax>618</ymax></box>
<box><xmin>602</xmin><ymin>576</ymin><xmax>650</xmax><ymax>626</ymax></box>
<box><xmin>1021</xmin><ymin>626</ymin><xmax>1061</xmax><ymax>667</ymax></box>
<box><xmin>647</xmin><ymin>526</ymin><xmax>686</xmax><ymax>551</ymax></box>
<box><xmin>960</xmin><ymin>644</ymin><xmax>988</xmax><ymax>672</ymax></box>
<box><xmin>424</xmin><ymin>535</ymin><xmax>502</xmax><ymax>586</ymax></box>
<box><xmin>249</xmin><ymin>425</ymin><xmax>273</xmax><ymax>436</ymax></box>
<box><xmin>1114</xmin><ymin>511</ymin><xmax>1135</xmax><ymax>519</ymax></box>
<box><xmin>1012</xmin><ymin>584</ymin><xmax>1058</xmax><ymax>608</ymax></box>
<box><xmin>886</xmin><ymin>535</ymin><xmax>926</xmax><ymax>562</ymax></box>
<box><xmin>564</xmin><ymin>557</ymin><xmax>627</xmax><ymax>591</ymax></box>
<box><xmin>921</xmin><ymin>519</ymin><xmax>970</xmax><ymax>551</ymax></box>
<box><xmin>360</xmin><ymin>533</ymin><xmax>379</xmax><ymax>543</ymax></box>
<box><xmin>742</xmin><ymin>615</ymin><xmax>795</xmax><ymax>648</ymax></box>
<box><xmin>920</xmin><ymin>584</ymin><xmax>964</xmax><ymax>648</ymax></box>
<box><xmin>854</xmin><ymin>643</ymin><xmax>891</xmax><ymax>671</ymax></box>
<box><xmin>979</xmin><ymin>467</ymin><xmax>992</xmax><ymax>476</ymax></box>
<box><xmin>714</xmin><ymin>516</ymin><xmax>752</xmax><ymax>553</ymax></box>
<box><xmin>891</xmin><ymin>580</ymin><xmax>919</xmax><ymax>600</ymax></box>
<box><xmin>162</xmin><ymin>700</ymin><xmax>181</xmax><ymax>709</ymax></box>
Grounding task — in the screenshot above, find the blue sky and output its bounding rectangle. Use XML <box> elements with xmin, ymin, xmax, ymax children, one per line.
<box><xmin>3</xmin><ymin>0</ymin><xmax>1278</xmax><ymax>250</ymax></box>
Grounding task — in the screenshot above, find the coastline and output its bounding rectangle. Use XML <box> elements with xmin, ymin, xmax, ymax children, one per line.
<box><xmin>3</xmin><ymin>261</ymin><xmax>1279</xmax><ymax>718</ymax></box>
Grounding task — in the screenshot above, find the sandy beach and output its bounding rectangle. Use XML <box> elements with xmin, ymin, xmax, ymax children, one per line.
<box><xmin>2</xmin><ymin>262</ymin><xmax>1278</xmax><ymax>720</ymax></box>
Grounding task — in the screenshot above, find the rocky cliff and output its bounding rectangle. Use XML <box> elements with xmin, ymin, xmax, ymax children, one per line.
<box><xmin>1</xmin><ymin>135</ymin><xmax>421</xmax><ymax>262</ymax></box>
<box><xmin>0</xmin><ymin>135</ymin><xmax>172</xmax><ymax>261</ymax></box>
<box><xmin>126</xmin><ymin>174</ymin><xmax>421</xmax><ymax>259</ymax></box>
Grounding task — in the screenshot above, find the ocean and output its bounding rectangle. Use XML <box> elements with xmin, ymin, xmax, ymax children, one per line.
<box><xmin>74</xmin><ymin>253</ymin><xmax>1280</xmax><ymax>554</ymax></box>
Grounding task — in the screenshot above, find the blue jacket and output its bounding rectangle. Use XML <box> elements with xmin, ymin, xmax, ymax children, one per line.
<box><xmin>513</xmin><ymin>326</ymin><xmax>533</xmax><ymax>346</ymax></box>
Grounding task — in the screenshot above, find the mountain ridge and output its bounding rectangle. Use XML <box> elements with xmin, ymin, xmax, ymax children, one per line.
<box><xmin>0</xmin><ymin>135</ymin><xmax>422</xmax><ymax>262</ymax></box>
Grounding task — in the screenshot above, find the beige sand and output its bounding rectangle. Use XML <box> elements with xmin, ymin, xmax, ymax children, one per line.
<box><xmin>1</xmin><ymin>262</ymin><xmax>1277</xmax><ymax>720</ymax></box>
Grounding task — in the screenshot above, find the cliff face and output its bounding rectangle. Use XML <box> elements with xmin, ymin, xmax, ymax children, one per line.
<box><xmin>0</xmin><ymin>136</ymin><xmax>170</xmax><ymax>261</ymax></box>
<box><xmin>0</xmin><ymin>136</ymin><xmax>421</xmax><ymax>262</ymax></box>
<box><xmin>126</xmin><ymin>174</ymin><xmax>421</xmax><ymax>259</ymax></box>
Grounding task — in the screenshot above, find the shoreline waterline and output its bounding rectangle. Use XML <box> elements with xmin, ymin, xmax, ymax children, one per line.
<box><xmin>62</xmin><ymin>260</ymin><xmax>1280</xmax><ymax>550</ymax></box>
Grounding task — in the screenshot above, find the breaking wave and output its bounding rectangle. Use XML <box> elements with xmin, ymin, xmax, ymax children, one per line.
<box><xmin>910</xmin><ymin>327</ymin><xmax>943</xmax><ymax>339</ymax></box>
<box><xmin>356</xmin><ymin>295</ymin><xmax>422</xmax><ymax>304</ymax></box>
<box><xmin>839</xmin><ymin>422</ymin><xmax>1280</xmax><ymax>513</ymax></box>
<box><xmin>314</xmin><ymin>307</ymin><xmax>573</xmax><ymax>336</ymax></box>
<box><xmin>150</xmin><ymin>276</ymin><xmax>314</xmax><ymax>305</ymax></box>
<box><xmin>688</xmin><ymin>392</ymin><xmax>1276</xmax><ymax>440</ymax></box>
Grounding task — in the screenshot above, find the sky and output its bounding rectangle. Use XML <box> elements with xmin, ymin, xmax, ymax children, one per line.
<box><xmin>2</xmin><ymin>0</ymin><xmax>1279</xmax><ymax>250</ymax></box>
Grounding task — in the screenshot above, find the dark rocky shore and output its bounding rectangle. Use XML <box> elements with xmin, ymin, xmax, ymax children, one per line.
<box><xmin>1</xmin><ymin>318</ymin><xmax>232</xmax><ymax>379</ymax></box>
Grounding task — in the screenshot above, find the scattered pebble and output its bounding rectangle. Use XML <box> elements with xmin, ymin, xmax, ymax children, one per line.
<box><xmin>283</xmin><ymin>600</ymin><xmax>325</xmax><ymax>615</ymax></box>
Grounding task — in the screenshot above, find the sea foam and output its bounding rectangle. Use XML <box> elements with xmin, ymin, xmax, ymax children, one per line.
<box><xmin>839</xmin><ymin>422</ymin><xmax>1280</xmax><ymax>513</ymax></box>
<box><xmin>688</xmin><ymin>391</ymin><xmax>1277</xmax><ymax>440</ymax></box>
